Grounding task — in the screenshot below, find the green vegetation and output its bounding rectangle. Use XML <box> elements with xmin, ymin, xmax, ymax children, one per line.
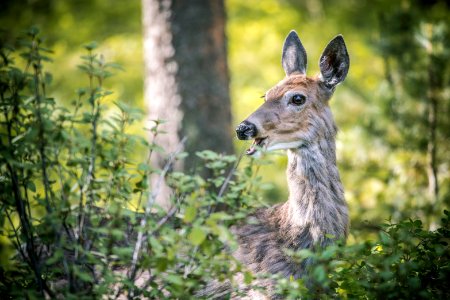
<box><xmin>1</xmin><ymin>0</ymin><xmax>448</xmax><ymax>229</ymax></box>
<box><xmin>1</xmin><ymin>28</ymin><xmax>449</xmax><ymax>299</ymax></box>
<box><xmin>0</xmin><ymin>29</ymin><xmax>255</xmax><ymax>298</ymax></box>
<box><xmin>227</xmin><ymin>0</ymin><xmax>450</xmax><ymax>231</ymax></box>
<box><xmin>274</xmin><ymin>214</ymin><xmax>450</xmax><ymax>299</ymax></box>
<box><xmin>0</xmin><ymin>0</ymin><xmax>449</xmax><ymax>298</ymax></box>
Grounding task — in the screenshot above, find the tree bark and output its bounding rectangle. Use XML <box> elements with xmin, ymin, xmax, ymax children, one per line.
<box><xmin>142</xmin><ymin>0</ymin><xmax>233</xmax><ymax>208</ymax></box>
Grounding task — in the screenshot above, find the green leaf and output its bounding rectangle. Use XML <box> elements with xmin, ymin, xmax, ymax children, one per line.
<box><xmin>46</xmin><ymin>249</ymin><xmax>63</xmax><ymax>265</ymax></box>
<box><xmin>325</xmin><ymin>233</ymin><xmax>336</xmax><ymax>239</ymax></box>
<box><xmin>313</xmin><ymin>265</ymin><xmax>326</xmax><ymax>283</ymax></box>
<box><xmin>321</xmin><ymin>247</ymin><xmax>336</xmax><ymax>260</ymax></box>
<box><xmin>156</xmin><ymin>257</ymin><xmax>168</xmax><ymax>271</ymax></box>
<box><xmin>244</xmin><ymin>271</ymin><xmax>253</xmax><ymax>284</ymax></box>
<box><xmin>28</xmin><ymin>26</ymin><xmax>40</xmax><ymax>36</ymax></box>
<box><xmin>44</xmin><ymin>72</ymin><xmax>52</xmax><ymax>85</ymax></box>
<box><xmin>27</xmin><ymin>181</ymin><xmax>36</xmax><ymax>192</ymax></box>
<box><xmin>188</xmin><ymin>226</ymin><xmax>206</xmax><ymax>246</ymax></box>
<box><xmin>84</xmin><ymin>41</ymin><xmax>98</xmax><ymax>51</ymax></box>
<box><xmin>196</xmin><ymin>150</ymin><xmax>219</xmax><ymax>160</ymax></box>
<box><xmin>137</xmin><ymin>163</ymin><xmax>151</xmax><ymax>172</ymax></box>
<box><xmin>379</xmin><ymin>231</ymin><xmax>391</xmax><ymax>244</ymax></box>
<box><xmin>11</xmin><ymin>129</ymin><xmax>29</xmax><ymax>144</ymax></box>
<box><xmin>105</xmin><ymin>62</ymin><xmax>125</xmax><ymax>71</ymax></box>
<box><xmin>183</xmin><ymin>206</ymin><xmax>197</xmax><ymax>223</ymax></box>
<box><xmin>149</xmin><ymin>236</ymin><xmax>163</xmax><ymax>253</ymax></box>
<box><xmin>112</xmin><ymin>247</ymin><xmax>133</xmax><ymax>259</ymax></box>
<box><xmin>296</xmin><ymin>249</ymin><xmax>314</xmax><ymax>259</ymax></box>
<box><xmin>166</xmin><ymin>274</ymin><xmax>183</xmax><ymax>286</ymax></box>
<box><xmin>73</xmin><ymin>266</ymin><xmax>93</xmax><ymax>282</ymax></box>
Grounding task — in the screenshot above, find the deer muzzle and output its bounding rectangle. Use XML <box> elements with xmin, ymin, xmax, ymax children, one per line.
<box><xmin>236</xmin><ymin>121</ymin><xmax>258</xmax><ymax>140</ymax></box>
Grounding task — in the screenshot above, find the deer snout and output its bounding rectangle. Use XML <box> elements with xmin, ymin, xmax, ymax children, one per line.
<box><xmin>236</xmin><ymin>121</ymin><xmax>257</xmax><ymax>140</ymax></box>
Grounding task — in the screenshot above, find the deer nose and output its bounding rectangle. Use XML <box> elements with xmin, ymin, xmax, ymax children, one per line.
<box><xmin>236</xmin><ymin>121</ymin><xmax>257</xmax><ymax>140</ymax></box>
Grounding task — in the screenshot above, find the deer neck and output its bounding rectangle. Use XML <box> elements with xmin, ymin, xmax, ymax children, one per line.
<box><xmin>282</xmin><ymin>132</ymin><xmax>348</xmax><ymax>244</ymax></box>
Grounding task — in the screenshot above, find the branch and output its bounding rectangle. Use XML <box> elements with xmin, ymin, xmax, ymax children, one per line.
<box><xmin>126</xmin><ymin>137</ymin><xmax>186</xmax><ymax>299</ymax></box>
<box><xmin>217</xmin><ymin>151</ymin><xmax>245</xmax><ymax>199</ymax></box>
<box><xmin>32</xmin><ymin>46</ymin><xmax>53</xmax><ymax>215</ymax></box>
<box><xmin>2</xmin><ymin>88</ymin><xmax>50</xmax><ymax>296</ymax></box>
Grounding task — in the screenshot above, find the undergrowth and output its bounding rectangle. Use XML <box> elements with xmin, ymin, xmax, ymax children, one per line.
<box><xmin>0</xmin><ymin>28</ymin><xmax>448</xmax><ymax>299</ymax></box>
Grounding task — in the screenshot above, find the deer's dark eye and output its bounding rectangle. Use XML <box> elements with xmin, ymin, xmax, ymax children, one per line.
<box><xmin>291</xmin><ymin>94</ymin><xmax>306</xmax><ymax>105</ymax></box>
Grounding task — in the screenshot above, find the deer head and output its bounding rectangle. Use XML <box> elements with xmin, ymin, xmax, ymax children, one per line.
<box><xmin>236</xmin><ymin>31</ymin><xmax>349</xmax><ymax>155</ymax></box>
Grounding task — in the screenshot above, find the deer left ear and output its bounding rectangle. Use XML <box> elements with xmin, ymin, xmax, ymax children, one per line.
<box><xmin>319</xmin><ymin>35</ymin><xmax>349</xmax><ymax>88</ymax></box>
<box><xmin>282</xmin><ymin>30</ymin><xmax>307</xmax><ymax>76</ymax></box>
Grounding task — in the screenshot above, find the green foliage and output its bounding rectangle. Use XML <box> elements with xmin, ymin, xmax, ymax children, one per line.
<box><xmin>275</xmin><ymin>212</ymin><xmax>450</xmax><ymax>299</ymax></box>
<box><xmin>1</xmin><ymin>29</ymin><xmax>449</xmax><ymax>299</ymax></box>
<box><xmin>0</xmin><ymin>0</ymin><xmax>143</xmax><ymax>114</ymax></box>
<box><xmin>227</xmin><ymin>0</ymin><xmax>450</xmax><ymax>231</ymax></box>
<box><xmin>2</xmin><ymin>0</ymin><xmax>448</xmax><ymax>233</ymax></box>
<box><xmin>0</xmin><ymin>30</ymin><xmax>254</xmax><ymax>298</ymax></box>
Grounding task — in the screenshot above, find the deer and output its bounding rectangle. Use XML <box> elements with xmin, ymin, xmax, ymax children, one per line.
<box><xmin>199</xmin><ymin>30</ymin><xmax>350</xmax><ymax>299</ymax></box>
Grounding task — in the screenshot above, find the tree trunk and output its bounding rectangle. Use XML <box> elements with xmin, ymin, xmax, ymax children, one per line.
<box><xmin>142</xmin><ymin>0</ymin><xmax>233</xmax><ymax>208</ymax></box>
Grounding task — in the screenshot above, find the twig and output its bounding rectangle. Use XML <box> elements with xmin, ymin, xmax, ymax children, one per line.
<box><xmin>2</xmin><ymin>88</ymin><xmax>49</xmax><ymax>296</ymax></box>
<box><xmin>78</xmin><ymin>50</ymin><xmax>98</xmax><ymax>248</ymax></box>
<box><xmin>31</xmin><ymin>42</ymin><xmax>53</xmax><ymax>215</ymax></box>
<box><xmin>207</xmin><ymin>147</ymin><xmax>246</xmax><ymax>215</ymax></box>
<box><xmin>152</xmin><ymin>204</ymin><xmax>178</xmax><ymax>233</ymax></box>
<box><xmin>5</xmin><ymin>209</ymin><xmax>28</xmax><ymax>264</ymax></box>
<box><xmin>6</xmin><ymin>162</ymin><xmax>51</xmax><ymax>296</ymax></box>
<box><xmin>134</xmin><ymin>196</ymin><xmax>183</xmax><ymax>296</ymax></box>
<box><xmin>218</xmin><ymin>149</ymin><xmax>245</xmax><ymax>199</ymax></box>
<box><xmin>136</xmin><ymin>120</ymin><xmax>162</xmax><ymax>211</ymax></box>
<box><xmin>126</xmin><ymin>137</ymin><xmax>187</xmax><ymax>299</ymax></box>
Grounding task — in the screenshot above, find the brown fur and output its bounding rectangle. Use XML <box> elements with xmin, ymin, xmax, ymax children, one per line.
<box><xmin>229</xmin><ymin>74</ymin><xmax>348</xmax><ymax>298</ymax></box>
<box><xmin>199</xmin><ymin>32</ymin><xmax>350</xmax><ymax>299</ymax></box>
<box><xmin>265</xmin><ymin>74</ymin><xmax>317</xmax><ymax>102</ymax></box>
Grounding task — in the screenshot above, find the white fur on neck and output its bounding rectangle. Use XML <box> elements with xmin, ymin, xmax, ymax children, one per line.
<box><xmin>248</xmin><ymin>141</ymin><xmax>304</xmax><ymax>158</ymax></box>
<box><xmin>266</xmin><ymin>141</ymin><xmax>304</xmax><ymax>152</ymax></box>
<box><xmin>285</xmin><ymin>142</ymin><xmax>348</xmax><ymax>241</ymax></box>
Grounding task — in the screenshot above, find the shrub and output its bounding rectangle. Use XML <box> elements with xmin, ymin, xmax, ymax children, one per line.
<box><xmin>276</xmin><ymin>212</ymin><xmax>450</xmax><ymax>299</ymax></box>
<box><xmin>0</xmin><ymin>29</ymin><xmax>448</xmax><ymax>299</ymax></box>
<box><xmin>0</xmin><ymin>28</ymin><xmax>261</xmax><ymax>299</ymax></box>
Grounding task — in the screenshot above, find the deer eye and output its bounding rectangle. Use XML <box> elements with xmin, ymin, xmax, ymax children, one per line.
<box><xmin>290</xmin><ymin>94</ymin><xmax>306</xmax><ymax>106</ymax></box>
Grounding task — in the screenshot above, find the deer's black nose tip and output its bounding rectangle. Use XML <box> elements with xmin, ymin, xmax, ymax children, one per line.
<box><xmin>236</xmin><ymin>121</ymin><xmax>257</xmax><ymax>140</ymax></box>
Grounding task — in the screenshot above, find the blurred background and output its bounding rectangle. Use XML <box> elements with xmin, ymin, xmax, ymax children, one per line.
<box><xmin>1</xmin><ymin>0</ymin><xmax>449</xmax><ymax>239</ymax></box>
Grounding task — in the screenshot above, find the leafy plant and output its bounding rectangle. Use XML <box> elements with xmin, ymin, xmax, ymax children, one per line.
<box><xmin>0</xmin><ymin>29</ymin><xmax>448</xmax><ymax>299</ymax></box>
<box><xmin>275</xmin><ymin>212</ymin><xmax>450</xmax><ymax>299</ymax></box>
<box><xmin>0</xmin><ymin>28</ymin><xmax>259</xmax><ymax>299</ymax></box>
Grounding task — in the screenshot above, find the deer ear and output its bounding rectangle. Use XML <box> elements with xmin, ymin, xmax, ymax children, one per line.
<box><xmin>319</xmin><ymin>35</ymin><xmax>349</xmax><ymax>88</ymax></box>
<box><xmin>282</xmin><ymin>30</ymin><xmax>307</xmax><ymax>76</ymax></box>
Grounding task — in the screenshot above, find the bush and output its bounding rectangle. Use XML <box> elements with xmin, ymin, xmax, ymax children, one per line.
<box><xmin>276</xmin><ymin>213</ymin><xmax>450</xmax><ymax>299</ymax></box>
<box><xmin>0</xmin><ymin>29</ymin><xmax>448</xmax><ymax>299</ymax></box>
<box><xmin>0</xmin><ymin>28</ymin><xmax>261</xmax><ymax>299</ymax></box>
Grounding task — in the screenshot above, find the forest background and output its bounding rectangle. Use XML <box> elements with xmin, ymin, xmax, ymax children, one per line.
<box><xmin>0</xmin><ymin>0</ymin><xmax>449</xmax><ymax>298</ymax></box>
<box><xmin>3</xmin><ymin>0</ymin><xmax>447</xmax><ymax>229</ymax></box>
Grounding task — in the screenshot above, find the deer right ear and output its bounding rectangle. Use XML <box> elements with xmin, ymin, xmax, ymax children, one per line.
<box><xmin>282</xmin><ymin>30</ymin><xmax>307</xmax><ymax>76</ymax></box>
